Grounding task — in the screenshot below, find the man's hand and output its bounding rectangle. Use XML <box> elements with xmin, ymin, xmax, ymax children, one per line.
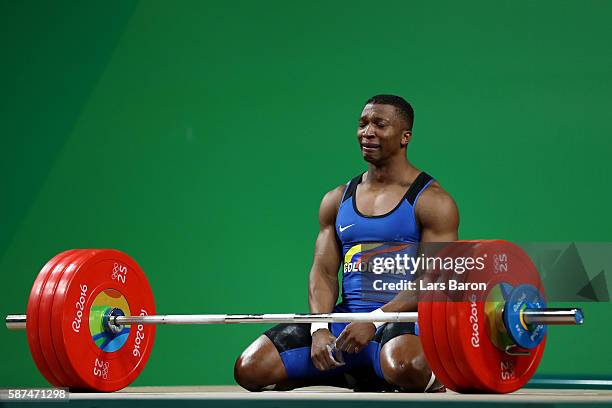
<box><xmin>335</xmin><ymin>322</ymin><xmax>376</xmax><ymax>354</ymax></box>
<box><xmin>311</xmin><ymin>328</ymin><xmax>344</xmax><ymax>371</ymax></box>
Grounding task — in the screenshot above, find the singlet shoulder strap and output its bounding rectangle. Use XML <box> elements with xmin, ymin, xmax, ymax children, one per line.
<box><xmin>405</xmin><ymin>172</ymin><xmax>434</xmax><ymax>206</ymax></box>
<box><xmin>341</xmin><ymin>173</ymin><xmax>364</xmax><ymax>203</ymax></box>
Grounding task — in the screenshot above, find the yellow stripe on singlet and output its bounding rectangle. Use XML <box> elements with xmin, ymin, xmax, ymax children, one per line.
<box><xmin>343</xmin><ymin>243</ymin><xmax>385</xmax><ymax>264</ymax></box>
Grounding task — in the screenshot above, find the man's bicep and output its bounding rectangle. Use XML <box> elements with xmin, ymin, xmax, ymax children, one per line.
<box><xmin>311</xmin><ymin>225</ymin><xmax>341</xmax><ymax>277</ymax></box>
<box><xmin>312</xmin><ymin>187</ymin><xmax>344</xmax><ymax>277</ymax></box>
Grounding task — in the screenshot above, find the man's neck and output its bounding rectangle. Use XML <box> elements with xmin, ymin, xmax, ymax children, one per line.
<box><xmin>365</xmin><ymin>155</ymin><xmax>418</xmax><ymax>186</ymax></box>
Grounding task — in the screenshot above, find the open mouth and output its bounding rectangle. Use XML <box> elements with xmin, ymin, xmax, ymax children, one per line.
<box><xmin>361</xmin><ymin>143</ymin><xmax>381</xmax><ymax>151</ymax></box>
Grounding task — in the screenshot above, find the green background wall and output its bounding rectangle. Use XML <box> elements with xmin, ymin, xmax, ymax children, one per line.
<box><xmin>1</xmin><ymin>0</ymin><xmax>611</xmax><ymax>387</ymax></box>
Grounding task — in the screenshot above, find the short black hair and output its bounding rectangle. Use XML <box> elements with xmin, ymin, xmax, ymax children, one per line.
<box><xmin>365</xmin><ymin>94</ymin><xmax>414</xmax><ymax>130</ymax></box>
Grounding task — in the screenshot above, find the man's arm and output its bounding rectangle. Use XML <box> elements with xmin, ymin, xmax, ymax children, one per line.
<box><xmin>308</xmin><ymin>186</ymin><xmax>345</xmax><ymax>370</ymax></box>
<box><xmin>381</xmin><ymin>182</ymin><xmax>459</xmax><ymax>312</ymax></box>
<box><xmin>308</xmin><ymin>186</ymin><xmax>344</xmax><ymax>313</ymax></box>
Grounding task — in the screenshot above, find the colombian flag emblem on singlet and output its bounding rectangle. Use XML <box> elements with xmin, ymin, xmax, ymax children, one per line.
<box><xmin>341</xmin><ymin>242</ymin><xmax>418</xmax><ymax>306</ymax></box>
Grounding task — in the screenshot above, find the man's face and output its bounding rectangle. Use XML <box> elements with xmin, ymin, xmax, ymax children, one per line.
<box><xmin>357</xmin><ymin>103</ymin><xmax>410</xmax><ymax>164</ymax></box>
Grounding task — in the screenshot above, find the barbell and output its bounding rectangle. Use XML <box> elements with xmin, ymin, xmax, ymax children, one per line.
<box><xmin>5</xmin><ymin>240</ymin><xmax>583</xmax><ymax>393</ymax></box>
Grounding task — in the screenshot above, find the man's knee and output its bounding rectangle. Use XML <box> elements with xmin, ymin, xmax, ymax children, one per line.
<box><xmin>234</xmin><ymin>335</ymin><xmax>286</xmax><ymax>391</ymax></box>
<box><xmin>382</xmin><ymin>355</ymin><xmax>431</xmax><ymax>391</ymax></box>
<box><xmin>234</xmin><ymin>353</ymin><xmax>266</xmax><ymax>391</ymax></box>
<box><xmin>380</xmin><ymin>335</ymin><xmax>431</xmax><ymax>392</ymax></box>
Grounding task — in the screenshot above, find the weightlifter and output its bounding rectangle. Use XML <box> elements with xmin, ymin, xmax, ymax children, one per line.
<box><xmin>234</xmin><ymin>95</ymin><xmax>459</xmax><ymax>392</ymax></box>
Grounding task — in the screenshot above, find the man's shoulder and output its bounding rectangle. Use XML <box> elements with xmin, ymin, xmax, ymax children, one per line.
<box><xmin>416</xmin><ymin>179</ymin><xmax>458</xmax><ymax>218</ymax></box>
<box><xmin>421</xmin><ymin>179</ymin><xmax>449</xmax><ymax>199</ymax></box>
<box><xmin>413</xmin><ymin>177</ymin><xmax>459</xmax><ymax>238</ymax></box>
<box><xmin>318</xmin><ymin>184</ymin><xmax>346</xmax><ymax>225</ymax></box>
<box><xmin>321</xmin><ymin>184</ymin><xmax>347</xmax><ymax>209</ymax></box>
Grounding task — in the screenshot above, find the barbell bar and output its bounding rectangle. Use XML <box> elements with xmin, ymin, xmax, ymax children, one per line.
<box><xmin>5</xmin><ymin>308</ymin><xmax>583</xmax><ymax>330</ymax></box>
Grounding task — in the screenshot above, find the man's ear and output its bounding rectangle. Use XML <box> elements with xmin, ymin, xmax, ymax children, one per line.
<box><xmin>401</xmin><ymin>130</ymin><xmax>412</xmax><ymax>147</ymax></box>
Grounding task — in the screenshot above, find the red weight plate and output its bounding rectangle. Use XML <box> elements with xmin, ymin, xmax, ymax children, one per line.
<box><xmin>444</xmin><ymin>241</ymin><xmax>488</xmax><ymax>392</ymax></box>
<box><xmin>49</xmin><ymin>250</ymin><xmax>101</xmax><ymax>389</ymax></box>
<box><xmin>446</xmin><ymin>240</ymin><xmax>546</xmax><ymax>393</ymax></box>
<box><xmin>419</xmin><ymin>298</ymin><xmax>458</xmax><ymax>391</ymax></box>
<box><xmin>417</xmin><ymin>243</ymin><xmax>459</xmax><ymax>391</ymax></box>
<box><xmin>52</xmin><ymin>250</ymin><xmax>156</xmax><ymax>392</ymax></box>
<box><xmin>432</xmin><ymin>241</ymin><xmax>478</xmax><ymax>392</ymax></box>
<box><xmin>26</xmin><ymin>250</ymin><xmax>80</xmax><ymax>388</ymax></box>
<box><xmin>38</xmin><ymin>250</ymin><xmax>90</xmax><ymax>388</ymax></box>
